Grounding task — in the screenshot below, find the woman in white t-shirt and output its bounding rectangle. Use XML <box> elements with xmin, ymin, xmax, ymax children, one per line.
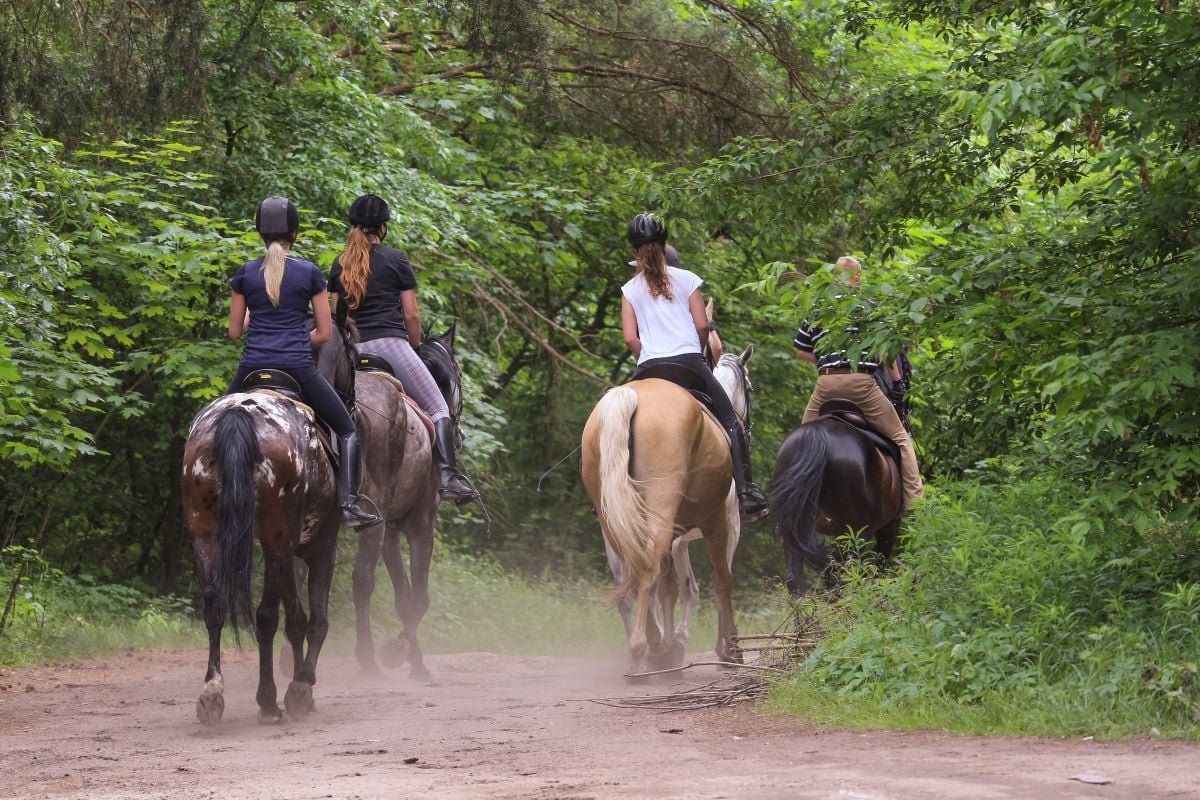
<box><xmin>620</xmin><ymin>213</ymin><xmax>769</xmax><ymax>522</ymax></box>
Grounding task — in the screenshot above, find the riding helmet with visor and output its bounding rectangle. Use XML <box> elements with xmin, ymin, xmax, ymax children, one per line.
<box><xmin>627</xmin><ymin>212</ymin><xmax>668</xmax><ymax>248</ymax></box>
<box><xmin>255</xmin><ymin>196</ymin><xmax>299</xmax><ymax>237</ymax></box>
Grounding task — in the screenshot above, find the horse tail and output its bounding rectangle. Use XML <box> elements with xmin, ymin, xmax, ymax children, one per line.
<box><xmin>212</xmin><ymin>406</ymin><xmax>262</xmax><ymax>639</ymax></box>
<box><xmin>772</xmin><ymin>424</ymin><xmax>829</xmax><ymax>570</ymax></box>
<box><xmin>595</xmin><ymin>386</ymin><xmax>655</xmax><ymax>602</ymax></box>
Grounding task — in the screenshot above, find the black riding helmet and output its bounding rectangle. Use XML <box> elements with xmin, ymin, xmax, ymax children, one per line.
<box><xmin>349</xmin><ymin>193</ymin><xmax>390</xmax><ymax>228</ymax></box>
<box><xmin>627</xmin><ymin>212</ymin><xmax>667</xmax><ymax>248</ymax></box>
<box><xmin>255</xmin><ymin>196</ymin><xmax>299</xmax><ymax>237</ymax></box>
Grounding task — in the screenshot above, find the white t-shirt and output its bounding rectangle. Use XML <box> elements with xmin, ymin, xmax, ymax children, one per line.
<box><xmin>621</xmin><ymin>266</ymin><xmax>704</xmax><ymax>364</ymax></box>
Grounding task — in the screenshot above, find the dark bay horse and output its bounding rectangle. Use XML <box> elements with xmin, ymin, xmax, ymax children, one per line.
<box><xmin>183</xmin><ymin>388</ymin><xmax>339</xmax><ymax>725</ymax></box>
<box><xmin>315</xmin><ymin>323</ymin><xmax>462</xmax><ymax>679</ymax></box>
<box><xmin>581</xmin><ymin>356</ymin><xmax>746</xmax><ymax>676</ymax></box>
<box><xmin>772</xmin><ymin>405</ymin><xmax>904</xmax><ymax>593</ymax></box>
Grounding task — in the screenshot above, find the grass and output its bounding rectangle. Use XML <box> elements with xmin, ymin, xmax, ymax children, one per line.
<box><xmin>1</xmin><ymin>541</ymin><xmax>790</xmax><ymax>669</ymax></box>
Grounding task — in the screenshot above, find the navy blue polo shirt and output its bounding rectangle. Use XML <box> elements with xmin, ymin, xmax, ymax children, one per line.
<box><xmin>231</xmin><ymin>255</ymin><xmax>326</xmax><ymax>368</ymax></box>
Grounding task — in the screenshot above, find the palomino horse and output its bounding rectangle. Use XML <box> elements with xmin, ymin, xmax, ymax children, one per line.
<box><xmin>604</xmin><ymin>348</ymin><xmax>756</xmax><ymax>651</ymax></box>
<box><xmin>582</xmin><ymin>352</ymin><xmax>750</xmax><ymax>676</ymax></box>
<box><xmin>772</xmin><ymin>405</ymin><xmax>904</xmax><ymax>593</ymax></box>
<box><xmin>314</xmin><ymin>322</ymin><xmax>461</xmax><ymax>679</ymax></box>
<box><xmin>183</xmin><ymin>386</ymin><xmax>340</xmax><ymax>724</ymax></box>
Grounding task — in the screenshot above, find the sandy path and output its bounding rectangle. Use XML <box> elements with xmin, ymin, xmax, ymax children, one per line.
<box><xmin>0</xmin><ymin>648</ymin><xmax>1196</xmax><ymax>799</ymax></box>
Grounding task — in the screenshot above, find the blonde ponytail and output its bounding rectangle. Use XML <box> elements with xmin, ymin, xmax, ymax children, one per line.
<box><xmin>262</xmin><ymin>240</ymin><xmax>291</xmax><ymax>307</ymax></box>
<box><xmin>337</xmin><ymin>227</ymin><xmax>374</xmax><ymax>309</ymax></box>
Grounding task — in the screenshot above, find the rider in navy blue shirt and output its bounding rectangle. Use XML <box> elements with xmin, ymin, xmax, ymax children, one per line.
<box><xmin>226</xmin><ymin>196</ymin><xmax>380</xmax><ymax>529</ymax></box>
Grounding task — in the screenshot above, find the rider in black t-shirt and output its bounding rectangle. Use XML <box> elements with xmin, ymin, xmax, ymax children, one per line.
<box><xmin>328</xmin><ymin>194</ymin><xmax>476</xmax><ymax>503</ymax></box>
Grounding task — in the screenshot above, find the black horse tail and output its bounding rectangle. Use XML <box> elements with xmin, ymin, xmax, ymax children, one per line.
<box><xmin>212</xmin><ymin>406</ymin><xmax>262</xmax><ymax>639</ymax></box>
<box><xmin>772</xmin><ymin>424</ymin><xmax>829</xmax><ymax>571</ymax></box>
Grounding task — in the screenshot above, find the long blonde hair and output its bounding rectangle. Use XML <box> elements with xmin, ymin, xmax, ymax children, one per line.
<box><xmin>635</xmin><ymin>242</ymin><xmax>672</xmax><ymax>300</ymax></box>
<box><xmin>337</xmin><ymin>226</ymin><xmax>374</xmax><ymax>309</ymax></box>
<box><xmin>262</xmin><ymin>239</ymin><xmax>290</xmax><ymax>307</ymax></box>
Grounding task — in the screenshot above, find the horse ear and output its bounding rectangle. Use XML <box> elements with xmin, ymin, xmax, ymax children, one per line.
<box><xmin>448</xmin><ymin>319</ymin><xmax>457</xmax><ymax>346</ymax></box>
<box><xmin>705</xmin><ymin>299</ymin><xmax>714</xmax><ymax>323</ymax></box>
<box><xmin>740</xmin><ymin>344</ymin><xmax>754</xmax><ymax>364</ymax></box>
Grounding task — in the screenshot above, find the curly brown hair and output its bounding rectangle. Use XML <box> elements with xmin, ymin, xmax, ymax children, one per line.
<box><xmin>635</xmin><ymin>242</ymin><xmax>672</xmax><ymax>300</ymax></box>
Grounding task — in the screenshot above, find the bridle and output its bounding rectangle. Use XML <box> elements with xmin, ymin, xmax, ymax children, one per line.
<box><xmin>715</xmin><ymin>353</ymin><xmax>754</xmax><ymax>441</ymax></box>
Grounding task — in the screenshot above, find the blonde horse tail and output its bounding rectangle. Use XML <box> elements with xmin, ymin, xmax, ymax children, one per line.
<box><xmin>596</xmin><ymin>386</ymin><xmax>654</xmax><ymax>603</ymax></box>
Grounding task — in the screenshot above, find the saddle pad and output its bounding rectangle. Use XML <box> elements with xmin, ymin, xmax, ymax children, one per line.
<box><xmin>360</xmin><ymin>371</ymin><xmax>434</xmax><ymax>444</ymax></box>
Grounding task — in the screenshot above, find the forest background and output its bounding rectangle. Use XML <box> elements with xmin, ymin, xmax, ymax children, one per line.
<box><xmin>1</xmin><ymin>0</ymin><xmax>1198</xmax><ymax>736</ymax></box>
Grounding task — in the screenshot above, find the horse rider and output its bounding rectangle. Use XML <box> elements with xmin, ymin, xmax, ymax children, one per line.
<box><xmin>327</xmin><ymin>193</ymin><xmax>477</xmax><ymax>504</ymax></box>
<box><xmin>621</xmin><ymin>212</ymin><xmax>770</xmax><ymax>522</ymax></box>
<box><xmin>226</xmin><ymin>196</ymin><xmax>381</xmax><ymax>528</ymax></box>
<box><xmin>792</xmin><ymin>255</ymin><xmax>925</xmax><ymax>505</ymax></box>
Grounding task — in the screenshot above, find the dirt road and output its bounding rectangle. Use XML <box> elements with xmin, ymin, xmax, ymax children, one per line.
<box><xmin>1</xmin><ymin>648</ymin><xmax>1195</xmax><ymax>799</ymax></box>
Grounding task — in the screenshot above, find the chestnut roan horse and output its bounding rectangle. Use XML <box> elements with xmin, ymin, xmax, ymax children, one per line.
<box><xmin>581</xmin><ymin>356</ymin><xmax>745</xmax><ymax>676</ymax></box>
<box><xmin>772</xmin><ymin>403</ymin><xmax>903</xmax><ymax>593</ymax></box>
<box><xmin>183</xmin><ymin>386</ymin><xmax>339</xmax><ymax>725</ymax></box>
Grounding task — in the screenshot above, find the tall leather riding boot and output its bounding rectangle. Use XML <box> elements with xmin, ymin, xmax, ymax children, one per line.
<box><xmin>434</xmin><ymin>418</ymin><xmax>477</xmax><ymax>505</ymax></box>
<box><xmin>337</xmin><ymin>432</ymin><xmax>382</xmax><ymax>529</ymax></box>
<box><xmin>729</xmin><ymin>426</ymin><xmax>770</xmax><ymax>523</ymax></box>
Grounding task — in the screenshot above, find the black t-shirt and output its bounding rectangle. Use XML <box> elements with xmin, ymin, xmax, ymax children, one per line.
<box><xmin>328</xmin><ymin>245</ymin><xmax>418</xmax><ymax>342</ymax></box>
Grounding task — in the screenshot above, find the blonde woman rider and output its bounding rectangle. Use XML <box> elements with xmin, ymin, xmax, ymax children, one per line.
<box><xmin>226</xmin><ymin>196</ymin><xmax>380</xmax><ymax>528</ymax></box>
<box><xmin>327</xmin><ymin>193</ymin><xmax>476</xmax><ymax>504</ymax></box>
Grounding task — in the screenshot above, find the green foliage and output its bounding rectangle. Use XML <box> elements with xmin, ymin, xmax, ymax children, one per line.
<box><xmin>769</xmin><ymin>479</ymin><xmax>1200</xmax><ymax>738</ymax></box>
<box><xmin>0</xmin><ymin>546</ymin><xmax>199</xmax><ymax>666</ymax></box>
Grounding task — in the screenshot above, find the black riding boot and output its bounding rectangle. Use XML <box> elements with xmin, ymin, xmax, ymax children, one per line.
<box><xmin>337</xmin><ymin>432</ymin><xmax>382</xmax><ymax>529</ymax></box>
<box><xmin>434</xmin><ymin>418</ymin><xmax>477</xmax><ymax>505</ymax></box>
<box><xmin>729</xmin><ymin>426</ymin><xmax>770</xmax><ymax>523</ymax></box>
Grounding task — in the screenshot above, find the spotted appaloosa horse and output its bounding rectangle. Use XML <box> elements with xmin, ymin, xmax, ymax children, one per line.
<box><xmin>314</xmin><ymin>323</ymin><xmax>464</xmax><ymax>680</ymax></box>
<box><xmin>183</xmin><ymin>389</ymin><xmax>339</xmax><ymax>725</ymax></box>
<box><xmin>582</xmin><ymin>348</ymin><xmax>754</xmax><ymax>677</ymax></box>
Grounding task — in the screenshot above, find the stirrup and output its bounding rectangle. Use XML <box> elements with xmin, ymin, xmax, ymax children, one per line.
<box><xmin>738</xmin><ymin>489</ymin><xmax>770</xmax><ymax>523</ymax></box>
<box><xmin>341</xmin><ymin>495</ymin><xmax>383</xmax><ymax>529</ymax></box>
<box><xmin>439</xmin><ymin>474</ymin><xmax>479</xmax><ymax>506</ymax></box>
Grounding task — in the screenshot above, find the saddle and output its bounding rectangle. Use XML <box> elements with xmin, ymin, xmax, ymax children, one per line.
<box><xmin>634</xmin><ymin>362</ymin><xmax>715</xmax><ymax>413</ymax></box>
<box><xmin>356</xmin><ymin>353</ymin><xmax>395</xmax><ymax>377</ymax></box>
<box><xmin>241</xmin><ymin>369</ymin><xmax>302</xmax><ymax>402</ymax></box>
<box><xmin>238</xmin><ymin>370</ymin><xmax>338</xmax><ymax>464</ymax></box>
<box><xmin>354</xmin><ymin>356</ymin><xmax>433</xmax><ymax>443</ymax></box>
<box><xmin>818</xmin><ymin>398</ymin><xmax>901</xmax><ymax>465</ymax></box>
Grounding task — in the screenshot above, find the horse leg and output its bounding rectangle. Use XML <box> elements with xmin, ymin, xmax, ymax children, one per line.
<box><xmin>652</xmin><ymin>550</ymin><xmax>683</xmax><ymax>669</ymax></box>
<box><xmin>604</xmin><ymin>538</ymin><xmax>634</xmax><ymax>639</ymax></box>
<box><xmin>702</xmin><ymin>511</ymin><xmax>740</xmax><ymax>664</ymax></box>
<box><xmin>352</xmin><ymin>526</ymin><xmax>385</xmax><ymax>674</ymax></box>
<box><xmin>278</xmin><ymin>556</ymin><xmax>308</xmax><ymax>678</ymax></box>
<box><xmin>875</xmin><ymin>515</ymin><xmax>901</xmax><ymax>560</ymax></box>
<box><xmin>255</xmin><ymin>554</ymin><xmax>284</xmax><ymax>724</ymax></box>
<box><xmin>396</xmin><ymin>520</ymin><xmax>434</xmax><ymax>681</ymax></box>
<box><xmin>377</xmin><ymin>524</ymin><xmax>412</xmax><ymax>670</ymax></box>
<box><xmin>672</xmin><ymin>534</ymin><xmax>700</xmax><ymax>656</ymax></box>
<box><xmin>194</xmin><ymin>538</ymin><xmax>225</xmax><ymax>725</ymax></box>
<box><xmin>288</xmin><ymin>527</ymin><xmax>336</xmax><ymax>716</ymax></box>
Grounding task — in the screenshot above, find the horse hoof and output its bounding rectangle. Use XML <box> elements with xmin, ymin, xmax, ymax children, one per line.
<box><xmin>195</xmin><ymin>681</ymin><xmax>225</xmax><ymax>726</ymax></box>
<box><xmin>257</xmin><ymin>706</ymin><xmax>284</xmax><ymax>725</ymax></box>
<box><xmin>278</xmin><ymin>643</ymin><xmax>294</xmax><ymax>678</ymax></box>
<box><xmin>380</xmin><ymin>637</ymin><xmax>411</xmax><ymax>669</ymax></box>
<box><xmin>667</xmin><ymin>641</ymin><xmax>687</xmax><ymax>667</ymax></box>
<box><xmin>357</xmin><ymin>661</ymin><xmax>383</xmax><ymax>679</ymax></box>
<box><xmin>284</xmin><ymin>680</ymin><xmax>315</xmax><ymax>717</ymax></box>
<box><xmin>408</xmin><ymin>663</ymin><xmax>432</xmax><ymax>683</ymax></box>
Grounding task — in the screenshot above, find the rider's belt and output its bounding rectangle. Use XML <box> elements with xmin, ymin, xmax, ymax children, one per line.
<box><xmin>818</xmin><ymin>366</ymin><xmax>876</xmax><ymax>376</ymax></box>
